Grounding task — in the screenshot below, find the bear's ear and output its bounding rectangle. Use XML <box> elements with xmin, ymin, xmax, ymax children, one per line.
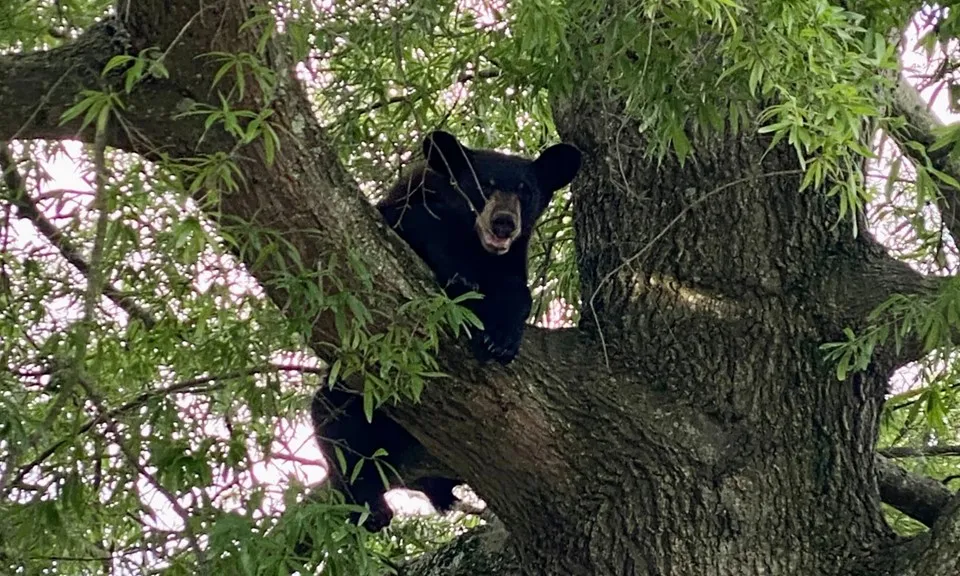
<box><xmin>532</xmin><ymin>143</ymin><xmax>582</xmax><ymax>192</ymax></box>
<box><xmin>423</xmin><ymin>130</ymin><xmax>470</xmax><ymax>177</ymax></box>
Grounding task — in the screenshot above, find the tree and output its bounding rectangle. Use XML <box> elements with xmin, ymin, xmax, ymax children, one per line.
<box><xmin>1</xmin><ymin>0</ymin><xmax>960</xmax><ymax>574</ymax></box>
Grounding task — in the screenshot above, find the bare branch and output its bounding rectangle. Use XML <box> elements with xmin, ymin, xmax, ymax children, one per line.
<box><xmin>876</xmin><ymin>455</ymin><xmax>954</xmax><ymax>528</ymax></box>
<box><xmin>881</xmin><ymin>446</ymin><xmax>960</xmax><ymax>458</ymax></box>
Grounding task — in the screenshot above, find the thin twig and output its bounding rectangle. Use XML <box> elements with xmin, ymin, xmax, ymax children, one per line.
<box><xmin>350</xmin><ymin>69</ymin><xmax>501</xmax><ymax>118</ymax></box>
<box><xmin>160</xmin><ymin>6</ymin><xmax>210</xmax><ymax>64</ymax></box>
<box><xmin>7</xmin><ymin>364</ymin><xmax>326</xmax><ymax>490</ymax></box>
<box><xmin>532</xmin><ymin>196</ymin><xmax>573</xmax><ymax>291</ymax></box>
<box><xmin>76</xmin><ymin>373</ymin><xmax>210</xmax><ymax>571</ymax></box>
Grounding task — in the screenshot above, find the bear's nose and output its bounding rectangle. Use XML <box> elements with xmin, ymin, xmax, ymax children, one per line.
<box><xmin>491</xmin><ymin>214</ymin><xmax>517</xmax><ymax>239</ymax></box>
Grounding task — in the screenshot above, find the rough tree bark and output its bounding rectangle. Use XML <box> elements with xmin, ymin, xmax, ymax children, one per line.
<box><xmin>2</xmin><ymin>1</ymin><xmax>960</xmax><ymax>575</ymax></box>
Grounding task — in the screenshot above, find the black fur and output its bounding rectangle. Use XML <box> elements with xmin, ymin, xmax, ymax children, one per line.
<box><xmin>311</xmin><ymin>131</ymin><xmax>582</xmax><ymax>531</ymax></box>
<box><xmin>379</xmin><ymin>130</ymin><xmax>582</xmax><ymax>363</ymax></box>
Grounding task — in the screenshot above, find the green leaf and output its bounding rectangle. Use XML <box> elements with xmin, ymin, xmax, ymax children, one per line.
<box><xmin>328</xmin><ymin>359</ymin><xmax>342</xmax><ymax>386</ymax></box>
<box><xmin>350</xmin><ymin>459</ymin><xmax>364</xmax><ymax>484</ymax></box>
<box><xmin>671</xmin><ymin>122</ymin><xmax>692</xmax><ymax>164</ymax></box>
<box><xmin>59</xmin><ymin>91</ymin><xmax>100</xmax><ymax>126</ymax></box>
<box><xmin>930</xmin><ymin>167</ymin><xmax>960</xmax><ymax>191</ymax></box>
<box><xmin>363</xmin><ymin>388</ymin><xmax>374</xmax><ymax>422</ymax></box>
<box><xmin>102</xmin><ymin>54</ymin><xmax>135</xmax><ymax>76</ymax></box>
<box><xmin>374</xmin><ymin>461</ymin><xmax>390</xmax><ymax>490</ymax></box>
<box><xmin>885</xmin><ymin>156</ymin><xmax>902</xmax><ymax>199</ymax></box>
<box><xmin>126</xmin><ymin>57</ymin><xmax>146</xmax><ymax>93</ymax></box>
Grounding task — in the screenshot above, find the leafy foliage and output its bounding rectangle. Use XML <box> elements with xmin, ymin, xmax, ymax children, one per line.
<box><xmin>2</xmin><ymin>0</ymin><xmax>960</xmax><ymax>573</ymax></box>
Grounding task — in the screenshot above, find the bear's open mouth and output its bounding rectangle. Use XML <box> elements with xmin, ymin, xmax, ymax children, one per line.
<box><xmin>479</xmin><ymin>228</ymin><xmax>512</xmax><ymax>255</ymax></box>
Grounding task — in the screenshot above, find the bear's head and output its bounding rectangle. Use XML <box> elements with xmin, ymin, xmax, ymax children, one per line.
<box><xmin>422</xmin><ymin>130</ymin><xmax>582</xmax><ymax>255</ymax></box>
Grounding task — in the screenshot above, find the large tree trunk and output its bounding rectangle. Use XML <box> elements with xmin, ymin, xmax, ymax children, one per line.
<box><xmin>1</xmin><ymin>2</ymin><xmax>958</xmax><ymax>575</ymax></box>
<box><xmin>546</xmin><ymin>94</ymin><xmax>895</xmax><ymax>573</ymax></box>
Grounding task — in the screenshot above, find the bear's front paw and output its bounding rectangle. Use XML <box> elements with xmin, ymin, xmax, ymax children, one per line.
<box><xmin>471</xmin><ymin>330</ymin><xmax>521</xmax><ymax>365</ymax></box>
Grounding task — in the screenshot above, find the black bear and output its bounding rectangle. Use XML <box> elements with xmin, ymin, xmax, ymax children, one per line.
<box><xmin>311</xmin><ymin>130</ymin><xmax>582</xmax><ymax>531</ymax></box>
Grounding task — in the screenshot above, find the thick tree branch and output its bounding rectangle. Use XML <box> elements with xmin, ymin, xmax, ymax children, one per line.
<box><xmin>890</xmin><ymin>75</ymin><xmax>960</xmax><ymax>246</ymax></box>
<box><xmin>399</xmin><ymin>522</ymin><xmax>517</xmax><ymax>576</ymax></box>
<box><xmin>0</xmin><ymin>20</ymin><xmax>231</xmax><ymax>156</ymax></box>
<box><xmin>876</xmin><ymin>455</ymin><xmax>954</xmax><ymax>527</ymax></box>
<box><xmin>809</xmin><ymin>171</ymin><xmax>960</xmax><ymax>374</ymax></box>
<box><xmin>820</xmin><ymin>235</ymin><xmax>935</xmax><ymax>319</ymax></box>
<box><xmin>804</xmin><ymin>231</ymin><xmax>940</xmax><ymax>370</ymax></box>
<box><xmin>895</xmin><ymin>493</ymin><xmax>960</xmax><ymax>576</ymax></box>
<box><xmin>0</xmin><ymin>11</ymin><xmax>439</xmax><ymax>352</ymax></box>
<box><xmin>853</xmin><ymin>463</ymin><xmax>960</xmax><ymax>576</ymax></box>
